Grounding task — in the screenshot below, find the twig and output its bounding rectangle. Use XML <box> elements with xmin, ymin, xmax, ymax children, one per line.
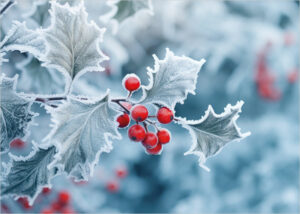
<box><xmin>0</xmin><ymin>0</ymin><xmax>14</xmax><ymax>15</ymax></box>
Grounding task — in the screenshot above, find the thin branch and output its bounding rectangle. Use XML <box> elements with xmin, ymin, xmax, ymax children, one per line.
<box><xmin>0</xmin><ymin>0</ymin><xmax>14</xmax><ymax>15</ymax></box>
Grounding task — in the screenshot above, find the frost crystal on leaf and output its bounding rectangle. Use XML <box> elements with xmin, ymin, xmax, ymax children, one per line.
<box><xmin>140</xmin><ymin>49</ymin><xmax>206</xmax><ymax>110</ymax></box>
<box><xmin>178</xmin><ymin>101</ymin><xmax>250</xmax><ymax>171</ymax></box>
<box><xmin>0</xmin><ymin>75</ymin><xmax>35</xmax><ymax>153</ymax></box>
<box><xmin>110</xmin><ymin>0</ymin><xmax>153</xmax><ymax>23</ymax></box>
<box><xmin>42</xmin><ymin>1</ymin><xmax>107</xmax><ymax>82</ymax></box>
<box><xmin>1</xmin><ymin>145</ymin><xmax>57</xmax><ymax>205</ymax></box>
<box><xmin>45</xmin><ymin>93</ymin><xmax>121</xmax><ymax>180</ymax></box>
<box><xmin>0</xmin><ymin>21</ymin><xmax>46</xmax><ymax>62</ymax></box>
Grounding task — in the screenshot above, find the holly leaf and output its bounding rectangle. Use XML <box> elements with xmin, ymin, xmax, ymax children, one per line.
<box><xmin>0</xmin><ymin>75</ymin><xmax>36</xmax><ymax>153</ymax></box>
<box><xmin>178</xmin><ymin>101</ymin><xmax>250</xmax><ymax>171</ymax></box>
<box><xmin>0</xmin><ymin>21</ymin><xmax>46</xmax><ymax>62</ymax></box>
<box><xmin>16</xmin><ymin>55</ymin><xmax>65</xmax><ymax>95</ymax></box>
<box><xmin>1</xmin><ymin>145</ymin><xmax>57</xmax><ymax>205</ymax></box>
<box><xmin>44</xmin><ymin>92</ymin><xmax>121</xmax><ymax>180</ymax></box>
<box><xmin>110</xmin><ymin>0</ymin><xmax>153</xmax><ymax>23</ymax></box>
<box><xmin>42</xmin><ymin>1</ymin><xmax>107</xmax><ymax>82</ymax></box>
<box><xmin>140</xmin><ymin>49</ymin><xmax>206</xmax><ymax>110</ymax></box>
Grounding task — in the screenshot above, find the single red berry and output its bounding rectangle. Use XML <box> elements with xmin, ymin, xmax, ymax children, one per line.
<box><xmin>146</xmin><ymin>143</ymin><xmax>162</xmax><ymax>155</ymax></box>
<box><xmin>116</xmin><ymin>166</ymin><xmax>128</xmax><ymax>179</ymax></box>
<box><xmin>10</xmin><ymin>138</ymin><xmax>25</xmax><ymax>148</ymax></box>
<box><xmin>157</xmin><ymin>107</ymin><xmax>174</xmax><ymax>124</ymax></box>
<box><xmin>117</xmin><ymin>113</ymin><xmax>130</xmax><ymax>128</ymax></box>
<box><xmin>131</xmin><ymin>105</ymin><xmax>148</xmax><ymax>122</ymax></box>
<box><xmin>128</xmin><ymin>124</ymin><xmax>146</xmax><ymax>142</ymax></box>
<box><xmin>42</xmin><ymin>187</ymin><xmax>51</xmax><ymax>195</ymax></box>
<box><xmin>157</xmin><ymin>129</ymin><xmax>171</xmax><ymax>144</ymax></box>
<box><xmin>18</xmin><ymin>197</ymin><xmax>32</xmax><ymax>209</ymax></box>
<box><xmin>121</xmin><ymin>102</ymin><xmax>132</xmax><ymax>111</ymax></box>
<box><xmin>142</xmin><ymin>132</ymin><xmax>158</xmax><ymax>149</ymax></box>
<box><xmin>123</xmin><ymin>74</ymin><xmax>140</xmax><ymax>91</ymax></box>
<box><xmin>58</xmin><ymin>191</ymin><xmax>70</xmax><ymax>205</ymax></box>
<box><xmin>106</xmin><ymin>181</ymin><xmax>119</xmax><ymax>193</ymax></box>
<box><xmin>41</xmin><ymin>208</ymin><xmax>53</xmax><ymax>214</ymax></box>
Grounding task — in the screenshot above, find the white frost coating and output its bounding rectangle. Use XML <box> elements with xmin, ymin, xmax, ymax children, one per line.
<box><xmin>1</xmin><ymin>142</ymin><xmax>57</xmax><ymax>205</ymax></box>
<box><xmin>0</xmin><ymin>75</ymin><xmax>37</xmax><ymax>154</ymax></box>
<box><xmin>42</xmin><ymin>1</ymin><xmax>108</xmax><ymax>91</ymax></box>
<box><xmin>44</xmin><ymin>91</ymin><xmax>122</xmax><ymax>180</ymax></box>
<box><xmin>177</xmin><ymin>101</ymin><xmax>251</xmax><ymax>171</ymax></box>
<box><xmin>0</xmin><ymin>21</ymin><xmax>46</xmax><ymax>61</ymax></box>
<box><xmin>140</xmin><ymin>48</ymin><xmax>206</xmax><ymax>110</ymax></box>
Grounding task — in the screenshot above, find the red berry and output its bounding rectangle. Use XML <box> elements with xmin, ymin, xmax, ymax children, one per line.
<box><xmin>58</xmin><ymin>191</ymin><xmax>70</xmax><ymax>205</ymax></box>
<box><xmin>157</xmin><ymin>129</ymin><xmax>171</xmax><ymax>144</ymax></box>
<box><xmin>106</xmin><ymin>181</ymin><xmax>119</xmax><ymax>193</ymax></box>
<box><xmin>142</xmin><ymin>132</ymin><xmax>158</xmax><ymax>149</ymax></box>
<box><xmin>146</xmin><ymin>143</ymin><xmax>162</xmax><ymax>155</ymax></box>
<box><xmin>42</xmin><ymin>187</ymin><xmax>51</xmax><ymax>195</ymax></box>
<box><xmin>121</xmin><ymin>102</ymin><xmax>132</xmax><ymax>111</ymax></box>
<box><xmin>117</xmin><ymin>113</ymin><xmax>130</xmax><ymax>128</ymax></box>
<box><xmin>123</xmin><ymin>74</ymin><xmax>140</xmax><ymax>91</ymax></box>
<box><xmin>128</xmin><ymin>124</ymin><xmax>146</xmax><ymax>142</ymax></box>
<box><xmin>131</xmin><ymin>105</ymin><xmax>148</xmax><ymax>122</ymax></box>
<box><xmin>116</xmin><ymin>166</ymin><xmax>128</xmax><ymax>179</ymax></box>
<box><xmin>157</xmin><ymin>107</ymin><xmax>174</xmax><ymax>124</ymax></box>
<box><xmin>41</xmin><ymin>208</ymin><xmax>53</xmax><ymax>214</ymax></box>
<box><xmin>10</xmin><ymin>138</ymin><xmax>25</xmax><ymax>148</ymax></box>
<box><xmin>18</xmin><ymin>197</ymin><xmax>32</xmax><ymax>209</ymax></box>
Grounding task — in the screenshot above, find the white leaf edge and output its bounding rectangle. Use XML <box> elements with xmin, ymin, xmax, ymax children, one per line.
<box><xmin>0</xmin><ymin>74</ymin><xmax>38</xmax><ymax>154</ymax></box>
<box><xmin>41</xmin><ymin>1</ymin><xmax>108</xmax><ymax>93</ymax></box>
<box><xmin>177</xmin><ymin>100</ymin><xmax>251</xmax><ymax>171</ymax></box>
<box><xmin>44</xmin><ymin>90</ymin><xmax>122</xmax><ymax>180</ymax></box>
<box><xmin>3</xmin><ymin>142</ymin><xmax>57</xmax><ymax>205</ymax></box>
<box><xmin>0</xmin><ymin>21</ymin><xmax>45</xmax><ymax>61</ymax></box>
<box><xmin>140</xmin><ymin>48</ymin><xmax>206</xmax><ymax>110</ymax></box>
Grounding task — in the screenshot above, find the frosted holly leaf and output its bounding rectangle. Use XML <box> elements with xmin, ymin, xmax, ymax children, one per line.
<box><xmin>43</xmin><ymin>1</ymin><xmax>107</xmax><ymax>83</ymax></box>
<box><xmin>110</xmin><ymin>0</ymin><xmax>153</xmax><ymax>23</ymax></box>
<box><xmin>45</xmin><ymin>92</ymin><xmax>121</xmax><ymax>180</ymax></box>
<box><xmin>140</xmin><ymin>49</ymin><xmax>206</xmax><ymax>110</ymax></box>
<box><xmin>178</xmin><ymin>101</ymin><xmax>251</xmax><ymax>171</ymax></box>
<box><xmin>1</xmin><ymin>145</ymin><xmax>57</xmax><ymax>205</ymax></box>
<box><xmin>0</xmin><ymin>21</ymin><xmax>46</xmax><ymax>62</ymax></box>
<box><xmin>0</xmin><ymin>75</ymin><xmax>35</xmax><ymax>153</ymax></box>
<box><xmin>16</xmin><ymin>55</ymin><xmax>65</xmax><ymax>95</ymax></box>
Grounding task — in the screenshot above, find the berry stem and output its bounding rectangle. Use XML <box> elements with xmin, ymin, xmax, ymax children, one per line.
<box><xmin>173</xmin><ymin>117</ymin><xmax>180</xmax><ymax>122</ymax></box>
<box><xmin>111</xmin><ymin>100</ymin><xmax>130</xmax><ymax>114</ymax></box>
<box><xmin>145</xmin><ymin>119</ymin><xmax>159</xmax><ymax>131</ymax></box>
<box><xmin>127</xmin><ymin>91</ymin><xmax>132</xmax><ymax>99</ymax></box>
<box><xmin>143</xmin><ymin>122</ymin><xmax>148</xmax><ymax>132</ymax></box>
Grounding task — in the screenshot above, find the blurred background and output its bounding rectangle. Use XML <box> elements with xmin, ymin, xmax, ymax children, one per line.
<box><xmin>1</xmin><ymin>0</ymin><xmax>299</xmax><ymax>213</ymax></box>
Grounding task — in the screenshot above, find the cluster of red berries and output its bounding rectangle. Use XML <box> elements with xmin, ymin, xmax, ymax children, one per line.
<box><xmin>116</xmin><ymin>74</ymin><xmax>174</xmax><ymax>155</ymax></box>
<box><xmin>41</xmin><ymin>190</ymin><xmax>74</xmax><ymax>214</ymax></box>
